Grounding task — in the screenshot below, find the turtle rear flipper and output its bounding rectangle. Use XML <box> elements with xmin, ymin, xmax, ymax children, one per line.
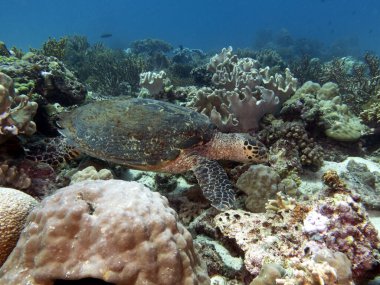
<box><xmin>192</xmin><ymin>156</ymin><xmax>235</xmax><ymax>211</ymax></box>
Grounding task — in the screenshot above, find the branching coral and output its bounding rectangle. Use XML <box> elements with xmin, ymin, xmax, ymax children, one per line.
<box><xmin>319</xmin><ymin>54</ymin><xmax>380</xmax><ymax>115</ymax></box>
<box><xmin>31</xmin><ymin>37</ymin><xmax>68</xmax><ymax>61</ymax></box>
<box><xmin>0</xmin><ymin>72</ymin><xmax>37</xmax><ymax>144</ymax></box>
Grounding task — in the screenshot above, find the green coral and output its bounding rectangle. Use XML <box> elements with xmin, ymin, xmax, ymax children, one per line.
<box><xmin>30</xmin><ymin>37</ymin><xmax>68</xmax><ymax>60</ymax></box>
<box><xmin>282</xmin><ymin>81</ymin><xmax>369</xmax><ymax>142</ymax></box>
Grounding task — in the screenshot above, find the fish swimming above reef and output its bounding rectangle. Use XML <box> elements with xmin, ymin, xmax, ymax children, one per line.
<box><xmin>58</xmin><ymin>98</ymin><xmax>268</xmax><ymax>210</ymax></box>
<box><xmin>100</xmin><ymin>33</ymin><xmax>112</xmax><ymax>38</ymax></box>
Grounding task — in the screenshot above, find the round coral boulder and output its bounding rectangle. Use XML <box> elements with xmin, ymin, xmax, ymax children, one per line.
<box><xmin>0</xmin><ymin>187</ymin><xmax>38</xmax><ymax>266</ymax></box>
<box><xmin>0</xmin><ymin>180</ymin><xmax>209</xmax><ymax>285</ymax></box>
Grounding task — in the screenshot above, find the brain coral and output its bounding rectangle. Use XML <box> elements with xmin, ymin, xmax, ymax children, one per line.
<box><xmin>0</xmin><ymin>180</ymin><xmax>209</xmax><ymax>285</ymax></box>
<box><xmin>0</xmin><ymin>187</ymin><xmax>38</xmax><ymax>266</ymax></box>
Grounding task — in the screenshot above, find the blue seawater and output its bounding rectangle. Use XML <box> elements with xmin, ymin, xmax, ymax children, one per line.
<box><xmin>1</xmin><ymin>0</ymin><xmax>379</xmax><ymax>54</ymax></box>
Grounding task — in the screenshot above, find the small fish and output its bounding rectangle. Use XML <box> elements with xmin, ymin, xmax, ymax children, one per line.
<box><xmin>100</xmin><ymin>33</ymin><xmax>113</xmax><ymax>38</ymax></box>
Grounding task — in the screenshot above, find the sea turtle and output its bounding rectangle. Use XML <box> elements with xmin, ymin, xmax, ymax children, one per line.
<box><xmin>58</xmin><ymin>98</ymin><xmax>267</xmax><ymax>210</ymax></box>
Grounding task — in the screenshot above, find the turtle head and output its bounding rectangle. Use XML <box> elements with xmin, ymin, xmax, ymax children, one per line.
<box><xmin>240</xmin><ymin>135</ymin><xmax>268</xmax><ymax>163</ymax></box>
<box><xmin>208</xmin><ymin>133</ymin><xmax>268</xmax><ymax>164</ymax></box>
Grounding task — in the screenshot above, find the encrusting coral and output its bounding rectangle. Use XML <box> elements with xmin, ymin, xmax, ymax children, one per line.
<box><xmin>214</xmin><ymin>170</ymin><xmax>380</xmax><ymax>283</ymax></box>
<box><xmin>0</xmin><ymin>72</ymin><xmax>37</xmax><ymax>144</ymax></box>
<box><xmin>0</xmin><ymin>180</ymin><xmax>210</xmax><ymax>285</ymax></box>
<box><xmin>0</xmin><ymin>187</ymin><xmax>38</xmax><ymax>266</ymax></box>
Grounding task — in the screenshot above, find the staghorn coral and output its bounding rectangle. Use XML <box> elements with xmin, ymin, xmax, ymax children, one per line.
<box><xmin>0</xmin><ymin>72</ymin><xmax>37</xmax><ymax>144</ymax></box>
<box><xmin>0</xmin><ymin>180</ymin><xmax>209</xmax><ymax>285</ymax></box>
<box><xmin>319</xmin><ymin>54</ymin><xmax>380</xmax><ymax>115</ymax></box>
<box><xmin>360</xmin><ymin>89</ymin><xmax>380</xmax><ymax>127</ymax></box>
<box><xmin>188</xmin><ymin>47</ymin><xmax>297</xmax><ymax>133</ymax></box>
<box><xmin>0</xmin><ymin>187</ymin><xmax>38</xmax><ymax>266</ymax></box>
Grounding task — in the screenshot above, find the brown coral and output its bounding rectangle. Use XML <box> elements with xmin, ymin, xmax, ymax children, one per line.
<box><xmin>259</xmin><ymin>118</ymin><xmax>324</xmax><ymax>172</ymax></box>
<box><xmin>322</xmin><ymin>169</ymin><xmax>347</xmax><ymax>193</ymax></box>
<box><xmin>0</xmin><ymin>180</ymin><xmax>209</xmax><ymax>285</ymax></box>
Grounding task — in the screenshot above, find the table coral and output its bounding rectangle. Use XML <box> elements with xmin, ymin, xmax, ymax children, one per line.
<box><xmin>0</xmin><ymin>180</ymin><xmax>209</xmax><ymax>285</ymax></box>
<box><xmin>0</xmin><ymin>72</ymin><xmax>37</xmax><ymax>144</ymax></box>
<box><xmin>0</xmin><ymin>187</ymin><xmax>38</xmax><ymax>266</ymax></box>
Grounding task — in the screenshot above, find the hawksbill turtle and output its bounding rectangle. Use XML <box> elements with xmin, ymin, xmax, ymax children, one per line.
<box><xmin>59</xmin><ymin>98</ymin><xmax>267</xmax><ymax>210</ymax></box>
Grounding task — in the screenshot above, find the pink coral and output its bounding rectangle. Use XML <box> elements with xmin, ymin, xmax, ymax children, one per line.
<box><xmin>215</xmin><ymin>191</ymin><xmax>380</xmax><ymax>282</ymax></box>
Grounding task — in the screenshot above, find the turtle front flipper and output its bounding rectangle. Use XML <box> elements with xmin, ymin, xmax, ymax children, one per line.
<box><xmin>192</xmin><ymin>156</ymin><xmax>235</xmax><ymax>211</ymax></box>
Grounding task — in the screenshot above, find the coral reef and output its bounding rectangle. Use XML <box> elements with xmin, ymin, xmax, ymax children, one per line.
<box><xmin>281</xmin><ymin>81</ymin><xmax>369</xmax><ymax>141</ymax></box>
<box><xmin>258</xmin><ymin>117</ymin><xmax>324</xmax><ymax>173</ymax></box>
<box><xmin>0</xmin><ymin>161</ymin><xmax>31</xmax><ymax>190</ymax></box>
<box><xmin>0</xmin><ymin>52</ymin><xmax>86</xmax><ymax>106</ymax></box>
<box><xmin>214</xmin><ymin>177</ymin><xmax>380</xmax><ymax>282</ymax></box>
<box><xmin>0</xmin><ymin>42</ymin><xmax>11</xmax><ymax>57</ymax></box>
<box><xmin>0</xmin><ymin>187</ymin><xmax>38</xmax><ymax>265</ymax></box>
<box><xmin>70</xmin><ymin>165</ymin><xmax>113</xmax><ymax>184</ymax></box>
<box><xmin>188</xmin><ymin>46</ymin><xmax>297</xmax><ymax>132</ymax></box>
<box><xmin>30</xmin><ymin>37</ymin><xmax>68</xmax><ymax>60</ymax></box>
<box><xmin>130</xmin><ymin>38</ymin><xmax>172</xmax><ymax>71</ymax></box>
<box><xmin>319</xmin><ymin>54</ymin><xmax>380</xmax><ymax>115</ymax></box>
<box><xmin>0</xmin><ymin>180</ymin><xmax>209</xmax><ymax>284</ymax></box>
<box><xmin>236</xmin><ymin>165</ymin><xmax>281</xmax><ymax>212</ymax></box>
<box><xmin>139</xmin><ymin>70</ymin><xmax>171</xmax><ymax>97</ymax></box>
<box><xmin>0</xmin><ymin>72</ymin><xmax>37</xmax><ymax>144</ymax></box>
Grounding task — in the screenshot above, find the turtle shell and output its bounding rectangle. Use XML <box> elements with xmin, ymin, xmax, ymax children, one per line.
<box><xmin>59</xmin><ymin>98</ymin><xmax>216</xmax><ymax>169</ymax></box>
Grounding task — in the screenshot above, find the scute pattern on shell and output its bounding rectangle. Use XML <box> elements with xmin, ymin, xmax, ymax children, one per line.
<box><xmin>59</xmin><ymin>98</ymin><xmax>215</xmax><ymax>169</ymax></box>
